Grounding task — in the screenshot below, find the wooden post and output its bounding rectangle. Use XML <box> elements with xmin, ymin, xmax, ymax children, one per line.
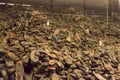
<box><xmin>51</xmin><ymin>0</ymin><xmax>53</xmax><ymax>12</ymax></box>
<box><xmin>5</xmin><ymin>0</ymin><xmax>8</xmax><ymax>6</ymax></box>
<box><xmin>118</xmin><ymin>0</ymin><xmax>120</xmax><ymax>15</ymax></box>
<box><xmin>84</xmin><ymin>0</ymin><xmax>86</xmax><ymax>16</ymax></box>
<box><xmin>107</xmin><ymin>0</ymin><xmax>109</xmax><ymax>29</ymax></box>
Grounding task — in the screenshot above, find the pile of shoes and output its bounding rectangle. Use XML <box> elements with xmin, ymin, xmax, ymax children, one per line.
<box><xmin>0</xmin><ymin>5</ymin><xmax>120</xmax><ymax>80</ymax></box>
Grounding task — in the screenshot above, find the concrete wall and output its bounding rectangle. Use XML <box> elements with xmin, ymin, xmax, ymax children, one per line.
<box><xmin>0</xmin><ymin>0</ymin><xmax>109</xmax><ymax>9</ymax></box>
<box><xmin>0</xmin><ymin>0</ymin><xmax>106</xmax><ymax>7</ymax></box>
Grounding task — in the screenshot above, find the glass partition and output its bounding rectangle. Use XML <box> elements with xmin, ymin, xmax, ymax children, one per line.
<box><xmin>0</xmin><ymin>0</ymin><xmax>120</xmax><ymax>80</ymax></box>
